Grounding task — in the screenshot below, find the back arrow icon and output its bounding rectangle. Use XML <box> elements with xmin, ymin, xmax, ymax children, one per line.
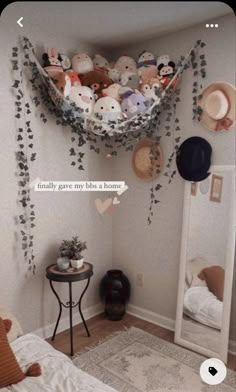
<box><xmin>17</xmin><ymin>17</ymin><xmax>23</xmax><ymax>27</ymax></box>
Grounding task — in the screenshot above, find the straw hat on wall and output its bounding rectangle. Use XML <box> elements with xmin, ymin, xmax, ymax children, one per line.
<box><xmin>132</xmin><ymin>138</ymin><xmax>163</xmax><ymax>181</ymax></box>
<box><xmin>198</xmin><ymin>82</ymin><xmax>235</xmax><ymax>132</ymax></box>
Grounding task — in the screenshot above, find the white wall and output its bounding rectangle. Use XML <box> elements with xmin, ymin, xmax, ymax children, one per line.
<box><xmin>112</xmin><ymin>14</ymin><xmax>236</xmax><ymax>341</ymax></box>
<box><xmin>0</xmin><ymin>4</ymin><xmax>112</xmax><ymax>334</ymax></box>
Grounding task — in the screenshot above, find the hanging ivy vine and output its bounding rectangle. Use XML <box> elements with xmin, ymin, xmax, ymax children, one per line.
<box><xmin>12</xmin><ymin>43</ymin><xmax>37</xmax><ymax>273</ymax></box>
<box><xmin>11</xmin><ymin>37</ymin><xmax>207</xmax><ymax>270</ymax></box>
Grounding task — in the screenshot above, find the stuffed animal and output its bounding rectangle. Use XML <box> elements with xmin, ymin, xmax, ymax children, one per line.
<box><xmin>93</xmin><ymin>54</ymin><xmax>109</xmax><ymax>71</ymax></box>
<box><xmin>80</xmin><ymin>70</ymin><xmax>112</xmax><ymax>99</ymax></box>
<box><xmin>65</xmin><ymin>70</ymin><xmax>81</xmax><ymax>86</ymax></box>
<box><xmin>53</xmin><ymin>72</ymin><xmax>72</xmax><ymax>97</ymax></box>
<box><xmin>59</xmin><ymin>54</ymin><xmax>71</xmax><ymax>71</ymax></box>
<box><xmin>0</xmin><ymin>318</ymin><xmax>41</xmax><ymax>388</ymax></box>
<box><xmin>71</xmin><ymin>53</ymin><xmax>94</xmax><ymax>75</ymax></box>
<box><xmin>137</xmin><ymin>51</ymin><xmax>157</xmax><ymax>81</ymax></box>
<box><xmin>139</xmin><ymin>66</ymin><xmax>157</xmax><ymax>82</ymax></box>
<box><xmin>140</xmin><ymin>77</ymin><xmax>163</xmax><ymax>102</ymax></box>
<box><xmin>42</xmin><ymin>48</ymin><xmax>63</xmax><ymax>78</ymax></box>
<box><xmin>137</xmin><ymin>51</ymin><xmax>156</xmax><ymax>68</ymax></box>
<box><xmin>114</xmin><ymin>55</ymin><xmax>137</xmax><ymax>73</ymax></box>
<box><xmin>118</xmin><ymin>71</ymin><xmax>139</xmax><ymax>90</ymax></box>
<box><xmin>102</xmin><ymin>83</ymin><xmax>122</xmax><ymax>102</ymax></box>
<box><xmin>156</xmin><ymin>54</ymin><xmax>170</xmax><ymax>68</ymax></box>
<box><xmin>120</xmin><ymin>88</ymin><xmax>149</xmax><ymax>118</ymax></box>
<box><xmin>94</xmin><ymin>96</ymin><xmax>123</xmax><ymax>122</ymax></box>
<box><xmin>108</xmin><ymin>68</ymin><xmax>121</xmax><ymax>83</ymax></box>
<box><xmin>69</xmin><ymin>86</ymin><xmax>95</xmax><ymax>117</ymax></box>
<box><xmin>157</xmin><ymin>60</ymin><xmax>177</xmax><ymax>88</ymax></box>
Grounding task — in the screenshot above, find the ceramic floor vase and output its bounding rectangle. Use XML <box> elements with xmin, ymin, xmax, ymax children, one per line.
<box><xmin>99</xmin><ymin>270</ymin><xmax>131</xmax><ymax>321</ymax></box>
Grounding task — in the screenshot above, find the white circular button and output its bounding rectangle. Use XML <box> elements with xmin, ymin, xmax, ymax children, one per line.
<box><xmin>200</xmin><ymin>358</ymin><xmax>227</xmax><ymax>385</ymax></box>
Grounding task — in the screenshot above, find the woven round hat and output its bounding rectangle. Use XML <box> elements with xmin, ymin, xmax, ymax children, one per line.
<box><xmin>198</xmin><ymin>82</ymin><xmax>235</xmax><ymax>132</ymax></box>
<box><xmin>132</xmin><ymin>138</ymin><xmax>163</xmax><ymax>181</ymax></box>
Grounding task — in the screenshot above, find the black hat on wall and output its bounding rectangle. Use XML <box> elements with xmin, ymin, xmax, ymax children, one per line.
<box><xmin>176</xmin><ymin>137</ymin><xmax>212</xmax><ymax>182</ymax></box>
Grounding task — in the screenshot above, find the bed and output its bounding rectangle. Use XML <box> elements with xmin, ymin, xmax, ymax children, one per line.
<box><xmin>2</xmin><ymin>332</ymin><xmax>117</xmax><ymax>392</ymax></box>
<box><xmin>183</xmin><ymin>257</ymin><xmax>223</xmax><ymax>330</ymax></box>
<box><xmin>0</xmin><ymin>305</ymin><xmax>116</xmax><ymax>392</ymax></box>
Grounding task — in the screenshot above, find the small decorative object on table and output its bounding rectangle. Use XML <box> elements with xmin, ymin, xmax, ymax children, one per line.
<box><xmin>56</xmin><ymin>257</ymin><xmax>70</xmax><ymax>271</ymax></box>
<box><xmin>99</xmin><ymin>269</ymin><xmax>131</xmax><ymax>321</ymax></box>
<box><xmin>58</xmin><ymin>236</ymin><xmax>87</xmax><ymax>270</ymax></box>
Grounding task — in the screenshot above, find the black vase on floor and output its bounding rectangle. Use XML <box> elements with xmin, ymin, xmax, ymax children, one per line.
<box><xmin>99</xmin><ymin>270</ymin><xmax>131</xmax><ymax>321</ymax></box>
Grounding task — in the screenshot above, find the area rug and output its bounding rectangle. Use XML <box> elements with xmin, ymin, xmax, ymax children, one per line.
<box><xmin>73</xmin><ymin>327</ymin><xmax>236</xmax><ymax>392</ymax></box>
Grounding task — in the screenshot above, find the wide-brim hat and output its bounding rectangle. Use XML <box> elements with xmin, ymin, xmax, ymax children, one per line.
<box><xmin>176</xmin><ymin>137</ymin><xmax>212</xmax><ymax>182</ymax></box>
<box><xmin>132</xmin><ymin>138</ymin><xmax>163</xmax><ymax>181</ymax></box>
<box><xmin>198</xmin><ymin>82</ymin><xmax>235</xmax><ymax>132</ymax></box>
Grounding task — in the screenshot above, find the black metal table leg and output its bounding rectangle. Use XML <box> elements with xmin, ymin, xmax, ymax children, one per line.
<box><xmin>78</xmin><ymin>277</ymin><xmax>91</xmax><ymax>337</ymax></box>
<box><xmin>50</xmin><ymin>280</ymin><xmax>62</xmax><ymax>341</ymax></box>
<box><xmin>46</xmin><ymin>263</ymin><xmax>93</xmax><ymax>357</ymax></box>
<box><xmin>69</xmin><ymin>281</ymin><xmax>74</xmax><ymax>357</ymax></box>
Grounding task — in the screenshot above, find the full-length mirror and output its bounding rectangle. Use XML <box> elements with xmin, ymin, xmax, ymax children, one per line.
<box><xmin>175</xmin><ymin>165</ymin><xmax>235</xmax><ymax>363</ymax></box>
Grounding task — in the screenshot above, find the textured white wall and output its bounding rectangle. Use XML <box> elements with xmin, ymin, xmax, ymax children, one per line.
<box><xmin>112</xmin><ymin>14</ymin><xmax>236</xmax><ymax>341</ymax></box>
<box><xmin>0</xmin><ymin>6</ymin><xmax>112</xmax><ymax>334</ymax></box>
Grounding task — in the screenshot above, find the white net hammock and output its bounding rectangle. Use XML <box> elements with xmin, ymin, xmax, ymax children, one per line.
<box><xmin>22</xmin><ymin>37</ymin><xmax>204</xmax><ymax>137</ymax></box>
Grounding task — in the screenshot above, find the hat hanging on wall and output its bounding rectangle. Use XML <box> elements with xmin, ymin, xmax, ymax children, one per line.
<box><xmin>132</xmin><ymin>138</ymin><xmax>163</xmax><ymax>181</ymax></box>
<box><xmin>198</xmin><ymin>82</ymin><xmax>236</xmax><ymax>132</ymax></box>
<box><xmin>176</xmin><ymin>137</ymin><xmax>212</xmax><ymax>182</ymax></box>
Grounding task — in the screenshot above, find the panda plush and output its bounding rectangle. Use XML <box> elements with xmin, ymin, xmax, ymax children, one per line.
<box><xmin>157</xmin><ymin>61</ymin><xmax>177</xmax><ymax>88</ymax></box>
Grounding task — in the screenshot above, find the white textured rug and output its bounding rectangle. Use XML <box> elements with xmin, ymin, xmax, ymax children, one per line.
<box><xmin>73</xmin><ymin>327</ymin><xmax>236</xmax><ymax>392</ymax></box>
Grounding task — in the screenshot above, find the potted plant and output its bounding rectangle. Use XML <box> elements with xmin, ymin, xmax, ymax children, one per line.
<box><xmin>59</xmin><ymin>236</ymin><xmax>87</xmax><ymax>270</ymax></box>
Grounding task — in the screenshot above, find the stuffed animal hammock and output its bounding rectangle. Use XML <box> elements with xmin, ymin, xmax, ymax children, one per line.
<box><xmin>22</xmin><ymin>38</ymin><xmax>202</xmax><ymax>136</ymax></box>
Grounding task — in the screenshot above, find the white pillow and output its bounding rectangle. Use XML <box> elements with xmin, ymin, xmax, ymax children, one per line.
<box><xmin>0</xmin><ymin>305</ymin><xmax>23</xmax><ymax>342</ymax></box>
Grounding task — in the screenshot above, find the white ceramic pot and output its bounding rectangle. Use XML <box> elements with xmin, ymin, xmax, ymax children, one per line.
<box><xmin>57</xmin><ymin>257</ymin><xmax>70</xmax><ymax>271</ymax></box>
<box><xmin>71</xmin><ymin>258</ymin><xmax>84</xmax><ymax>269</ymax></box>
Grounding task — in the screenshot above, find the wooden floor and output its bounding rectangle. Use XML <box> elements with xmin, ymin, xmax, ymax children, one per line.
<box><xmin>47</xmin><ymin>313</ymin><xmax>236</xmax><ymax>371</ymax></box>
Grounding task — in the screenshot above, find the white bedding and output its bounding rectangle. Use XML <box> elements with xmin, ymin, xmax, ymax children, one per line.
<box><xmin>3</xmin><ymin>333</ymin><xmax>117</xmax><ymax>392</ymax></box>
<box><xmin>183</xmin><ymin>286</ymin><xmax>222</xmax><ymax>330</ymax></box>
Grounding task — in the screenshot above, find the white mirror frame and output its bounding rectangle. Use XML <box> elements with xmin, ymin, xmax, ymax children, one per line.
<box><xmin>174</xmin><ymin>165</ymin><xmax>235</xmax><ymax>363</ymax></box>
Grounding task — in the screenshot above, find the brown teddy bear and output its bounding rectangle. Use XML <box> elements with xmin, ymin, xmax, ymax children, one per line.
<box><xmin>80</xmin><ymin>69</ymin><xmax>112</xmax><ymax>99</ymax></box>
<box><xmin>0</xmin><ymin>318</ymin><xmax>41</xmax><ymax>388</ymax></box>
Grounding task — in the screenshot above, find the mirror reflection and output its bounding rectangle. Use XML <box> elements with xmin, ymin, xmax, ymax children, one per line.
<box><xmin>181</xmin><ymin>169</ymin><xmax>233</xmax><ymax>354</ymax></box>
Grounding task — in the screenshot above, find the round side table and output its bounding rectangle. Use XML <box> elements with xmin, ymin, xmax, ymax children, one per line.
<box><xmin>46</xmin><ymin>262</ymin><xmax>93</xmax><ymax>356</ymax></box>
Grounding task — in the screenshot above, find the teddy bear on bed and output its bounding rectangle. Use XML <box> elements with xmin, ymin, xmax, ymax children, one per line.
<box><xmin>0</xmin><ymin>318</ymin><xmax>41</xmax><ymax>388</ymax></box>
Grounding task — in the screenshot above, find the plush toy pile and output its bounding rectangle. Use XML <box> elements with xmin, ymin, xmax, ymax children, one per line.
<box><xmin>42</xmin><ymin>49</ymin><xmax>179</xmax><ymax>122</ymax></box>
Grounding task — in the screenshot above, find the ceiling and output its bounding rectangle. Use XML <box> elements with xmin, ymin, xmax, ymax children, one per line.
<box><xmin>2</xmin><ymin>1</ymin><xmax>233</xmax><ymax>48</ymax></box>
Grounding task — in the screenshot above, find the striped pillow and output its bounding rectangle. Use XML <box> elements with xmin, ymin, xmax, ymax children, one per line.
<box><xmin>0</xmin><ymin>317</ymin><xmax>25</xmax><ymax>388</ymax></box>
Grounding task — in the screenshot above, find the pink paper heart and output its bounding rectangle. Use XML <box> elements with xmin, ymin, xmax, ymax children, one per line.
<box><xmin>95</xmin><ymin>198</ymin><xmax>113</xmax><ymax>214</ymax></box>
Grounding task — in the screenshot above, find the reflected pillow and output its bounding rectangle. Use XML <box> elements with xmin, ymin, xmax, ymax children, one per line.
<box><xmin>198</xmin><ymin>266</ymin><xmax>225</xmax><ymax>301</ymax></box>
<box><xmin>0</xmin><ymin>305</ymin><xmax>23</xmax><ymax>343</ymax></box>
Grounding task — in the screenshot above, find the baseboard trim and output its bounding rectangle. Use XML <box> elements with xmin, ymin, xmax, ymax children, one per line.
<box><xmin>127</xmin><ymin>303</ymin><xmax>236</xmax><ymax>355</ymax></box>
<box><xmin>127</xmin><ymin>304</ymin><xmax>175</xmax><ymax>331</ymax></box>
<box><xmin>33</xmin><ymin>303</ymin><xmax>103</xmax><ymax>340</ymax></box>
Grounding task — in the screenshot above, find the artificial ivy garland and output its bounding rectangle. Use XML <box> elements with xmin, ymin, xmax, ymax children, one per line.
<box><xmin>12</xmin><ymin>37</ymin><xmax>206</xmax><ymax>271</ymax></box>
<box><xmin>11</xmin><ymin>43</ymin><xmax>37</xmax><ymax>273</ymax></box>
